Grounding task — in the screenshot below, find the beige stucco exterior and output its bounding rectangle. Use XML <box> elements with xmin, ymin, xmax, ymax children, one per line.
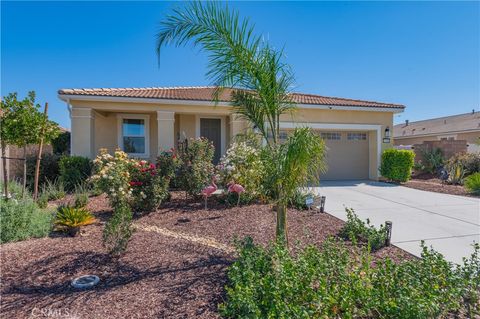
<box><xmin>66</xmin><ymin>98</ymin><xmax>398</xmax><ymax>180</ymax></box>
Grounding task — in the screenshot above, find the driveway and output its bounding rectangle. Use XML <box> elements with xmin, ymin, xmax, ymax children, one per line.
<box><xmin>313</xmin><ymin>180</ymin><xmax>480</xmax><ymax>264</ymax></box>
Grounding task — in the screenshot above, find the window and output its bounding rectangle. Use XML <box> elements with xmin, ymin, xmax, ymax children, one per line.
<box><xmin>117</xmin><ymin>115</ymin><xmax>149</xmax><ymax>157</ymax></box>
<box><xmin>347</xmin><ymin>132</ymin><xmax>367</xmax><ymax>141</ymax></box>
<box><xmin>320</xmin><ymin>132</ymin><xmax>341</xmax><ymax>140</ymax></box>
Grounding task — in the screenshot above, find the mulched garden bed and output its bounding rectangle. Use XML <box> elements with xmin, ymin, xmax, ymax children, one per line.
<box><xmin>1</xmin><ymin>191</ymin><xmax>412</xmax><ymax>319</ymax></box>
<box><xmin>401</xmin><ymin>173</ymin><xmax>477</xmax><ymax>197</ymax></box>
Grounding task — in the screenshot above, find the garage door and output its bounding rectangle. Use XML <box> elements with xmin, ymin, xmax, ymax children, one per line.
<box><xmin>319</xmin><ymin>131</ymin><xmax>369</xmax><ymax>180</ymax></box>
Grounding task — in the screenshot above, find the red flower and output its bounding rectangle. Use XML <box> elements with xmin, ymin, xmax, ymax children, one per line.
<box><xmin>149</xmin><ymin>163</ymin><xmax>155</xmax><ymax>170</ymax></box>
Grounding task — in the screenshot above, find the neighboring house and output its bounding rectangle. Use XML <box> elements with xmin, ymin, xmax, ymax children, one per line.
<box><xmin>393</xmin><ymin>112</ymin><xmax>480</xmax><ymax>153</ymax></box>
<box><xmin>58</xmin><ymin>87</ymin><xmax>404</xmax><ymax>181</ymax></box>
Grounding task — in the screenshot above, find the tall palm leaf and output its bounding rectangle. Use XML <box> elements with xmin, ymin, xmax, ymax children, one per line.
<box><xmin>157</xmin><ymin>2</ymin><xmax>326</xmax><ymax>243</ymax></box>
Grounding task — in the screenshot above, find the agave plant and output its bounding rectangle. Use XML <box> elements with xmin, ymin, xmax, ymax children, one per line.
<box><xmin>55</xmin><ymin>205</ymin><xmax>96</xmax><ymax>236</ymax></box>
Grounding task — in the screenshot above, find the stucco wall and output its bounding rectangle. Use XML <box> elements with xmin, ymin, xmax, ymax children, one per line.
<box><xmin>68</xmin><ymin>100</ymin><xmax>396</xmax><ymax>179</ymax></box>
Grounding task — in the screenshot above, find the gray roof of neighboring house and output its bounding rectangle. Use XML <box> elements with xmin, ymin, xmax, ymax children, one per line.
<box><xmin>58</xmin><ymin>86</ymin><xmax>405</xmax><ymax>110</ymax></box>
<box><xmin>394</xmin><ymin>112</ymin><xmax>480</xmax><ymax>139</ymax></box>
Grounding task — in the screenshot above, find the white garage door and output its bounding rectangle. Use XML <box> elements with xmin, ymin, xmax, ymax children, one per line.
<box><xmin>319</xmin><ymin>131</ymin><xmax>369</xmax><ymax>180</ymax></box>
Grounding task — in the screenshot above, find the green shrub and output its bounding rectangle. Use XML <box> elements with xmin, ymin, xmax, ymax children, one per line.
<box><xmin>420</xmin><ymin>147</ymin><xmax>444</xmax><ymax>174</ymax></box>
<box><xmin>288</xmin><ymin>189</ymin><xmax>315</xmax><ymax>210</ymax></box>
<box><xmin>36</xmin><ymin>193</ymin><xmax>48</xmax><ymax>209</ymax></box>
<box><xmin>59</xmin><ymin>155</ymin><xmax>92</xmax><ymax>192</ymax></box>
<box><xmin>446</xmin><ymin>152</ymin><xmax>480</xmax><ymax>180</ymax></box>
<box><xmin>177</xmin><ymin>138</ymin><xmax>215</xmax><ymax>196</ymax></box>
<box><xmin>51</xmin><ymin>131</ymin><xmax>70</xmax><ymax>155</ymax></box>
<box><xmin>464</xmin><ymin>173</ymin><xmax>480</xmax><ymax>195</ymax></box>
<box><xmin>380</xmin><ymin>149</ymin><xmax>415</xmax><ymax>182</ymax></box>
<box><xmin>72</xmin><ymin>183</ymin><xmax>89</xmax><ymax>208</ymax></box>
<box><xmin>25</xmin><ymin>153</ymin><xmax>61</xmax><ymax>190</ymax></box>
<box><xmin>156</xmin><ymin>149</ymin><xmax>180</xmax><ymax>181</ymax></box>
<box><xmin>217</xmin><ymin>139</ymin><xmax>265</xmax><ymax>203</ymax></box>
<box><xmin>0</xmin><ymin>197</ymin><xmax>53</xmax><ymax>243</ymax></box>
<box><xmin>128</xmin><ymin>160</ymin><xmax>170</xmax><ymax>212</ymax></box>
<box><xmin>447</xmin><ymin>161</ymin><xmax>466</xmax><ymax>185</ymax></box>
<box><xmin>339</xmin><ymin>208</ymin><xmax>387</xmax><ymax>251</ymax></box>
<box><xmin>220</xmin><ymin>237</ymin><xmax>480</xmax><ymax>318</ymax></box>
<box><xmin>41</xmin><ymin>179</ymin><xmax>66</xmax><ymax>200</ymax></box>
<box><xmin>103</xmin><ymin>202</ymin><xmax>133</xmax><ymax>256</ymax></box>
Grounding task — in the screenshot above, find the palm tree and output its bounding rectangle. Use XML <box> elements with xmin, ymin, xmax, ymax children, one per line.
<box><xmin>157</xmin><ymin>1</ymin><xmax>326</xmax><ymax>243</ymax></box>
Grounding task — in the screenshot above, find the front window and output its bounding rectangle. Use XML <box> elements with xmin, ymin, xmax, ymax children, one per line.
<box><xmin>117</xmin><ymin>115</ymin><xmax>149</xmax><ymax>157</ymax></box>
<box><xmin>123</xmin><ymin>119</ymin><xmax>145</xmax><ymax>154</ymax></box>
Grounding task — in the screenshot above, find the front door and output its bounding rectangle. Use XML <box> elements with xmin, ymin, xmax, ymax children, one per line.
<box><xmin>200</xmin><ymin>118</ymin><xmax>222</xmax><ymax>163</ymax></box>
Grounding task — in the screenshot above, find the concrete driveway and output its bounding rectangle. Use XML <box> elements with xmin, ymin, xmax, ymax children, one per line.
<box><xmin>313</xmin><ymin>181</ymin><xmax>480</xmax><ymax>264</ymax></box>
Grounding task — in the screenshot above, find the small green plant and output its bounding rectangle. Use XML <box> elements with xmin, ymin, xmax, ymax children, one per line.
<box><xmin>103</xmin><ymin>202</ymin><xmax>133</xmax><ymax>256</ymax></box>
<box><xmin>421</xmin><ymin>147</ymin><xmax>444</xmax><ymax>174</ymax></box>
<box><xmin>464</xmin><ymin>172</ymin><xmax>480</xmax><ymax>195</ymax></box>
<box><xmin>55</xmin><ymin>205</ymin><xmax>96</xmax><ymax>236</ymax></box>
<box><xmin>73</xmin><ymin>183</ymin><xmax>89</xmax><ymax>208</ymax></box>
<box><xmin>288</xmin><ymin>189</ymin><xmax>315</xmax><ymax>210</ymax></box>
<box><xmin>339</xmin><ymin>208</ymin><xmax>387</xmax><ymax>251</ymax></box>
<box><xmin>380</xmin><ymin>149</ymin><xmax>415</xmax><ymax>183</ymax></box>
<box><xmin>1</xmin><ymin>196</ymin><xmax>53</xmax><ymax>243</ymax></box>
<box><xmin>59</xmin><ymin>155</ymin><xmax>92</xmax><ymax>192</ymax></box>
<box><xmin>41</xmin><ymin>179</ymin><xmax>66</xmax><ymax>200</ymax></box>
<box><xmin>36</xmin><ymin>193</ymin><xmax>49</xmax><ymax>209</ymax></box>
<box><xmin>447</xmin><ymin>161</ymin><xmax>466</xmax><ymax>185</ymax></box>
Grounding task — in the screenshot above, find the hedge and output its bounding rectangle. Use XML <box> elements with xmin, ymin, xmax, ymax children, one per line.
<box><xmin>59</xmin><ymin>156</ymin><xmax>92</xmax><ymax>192</ymax></box>
<box><xmin>380</xmin><ymin>149</ymin><xmax>415</xmax><ymax>183</ymax></box>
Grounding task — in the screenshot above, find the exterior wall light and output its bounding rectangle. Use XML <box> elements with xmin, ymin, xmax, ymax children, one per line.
<box><xmin>383</xmin><ymin>126</ymin><xmax>391</xmax><ymax>143</ymax></box>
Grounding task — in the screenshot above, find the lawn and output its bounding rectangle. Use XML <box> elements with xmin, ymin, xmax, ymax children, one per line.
<box><xmin>0</xmin><ymin>192</ymin><xmax>411</xmax><ymax>319</ymax></box>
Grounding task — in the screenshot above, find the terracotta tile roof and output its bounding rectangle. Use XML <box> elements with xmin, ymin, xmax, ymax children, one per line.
<box><xmin>394</xmin><ymin>112</ymin><xmax>480</xmax><ymax>138</ymax></box>
<box><xmin>58</xmin><ymin>86</ymin><xmax>405</xmax><ymax>109</ymax></box>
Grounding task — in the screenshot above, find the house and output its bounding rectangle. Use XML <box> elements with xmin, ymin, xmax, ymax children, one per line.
<box><xmin>393</xmin><ymin>112</ymin><xmax>480</xmax><ymax>153</ymax></box>
<box><xmin>58</xmin><ymin>87</ymin><xmax>405</xmax><ymax>181</ymax></box>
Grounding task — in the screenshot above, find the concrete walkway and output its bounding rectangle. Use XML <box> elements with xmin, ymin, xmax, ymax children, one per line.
<box><xmin>312</xmin><ymin>180</ymin><xmax>480</xmax><ymax>264</ymax></box>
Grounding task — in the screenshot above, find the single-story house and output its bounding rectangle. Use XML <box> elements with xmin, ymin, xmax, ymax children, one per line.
<box><xmin>58</xmin><ymin>87</ymin><xmax>405</xmax><ymax>180</ymax></box>
<box><xmin>393</xmin><ymin>112</ymin><xmax>480</xmax><ymax>153</ymax></box>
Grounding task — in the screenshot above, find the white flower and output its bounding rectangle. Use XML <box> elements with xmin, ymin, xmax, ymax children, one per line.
<box><xmin>119</xmin><ymin>187</ymin><xmax>123</xmax><ymax>191</ymax></box>
<box><xmin>108</xmin><ymin>176</ymin><xmax>113</xmax><ymax>180</ymax></box>
<box><xmin>102</xmin><ymin>174</ymin><xmax>107</xmax><ymax>178</ymax></box>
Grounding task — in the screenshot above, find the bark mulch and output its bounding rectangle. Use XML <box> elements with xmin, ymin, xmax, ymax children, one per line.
<box><xmin>1</xmin><ymin>191</ymin><xmax>412</xmax><ymax>319</ymax></box>
<box><xmin>402</xmin><ymin>174</ymin><xmax>477</xmax><ymax>197</ymax></box>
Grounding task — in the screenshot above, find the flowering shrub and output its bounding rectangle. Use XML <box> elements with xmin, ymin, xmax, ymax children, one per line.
<box><xmin>217</xmin><ymin>140</ymin><xmax>264</xmax><ymax>203</ymax></box>
<box><xmin>91</xmin><ymin>149</ymin><xmax>133</xmax><ymax>209</ymax></box>
<box><xmin>91</xmin><ymin>149</ymin><xmax>170</xmax><ymax>212</ymax></box>
<box><xmin>156</xmin><ymin>149</ymin><xmax>181</xmax><ymax>187</ymax></box>
<box><xmin>129</xmin><ymin>160</ymin><xmax>169</xmax><ymax>212</ymax></box>
<box><xmin>177</xmin><ymin>138</ymin><xmax>215</xmax><ymax>196</ymax></box>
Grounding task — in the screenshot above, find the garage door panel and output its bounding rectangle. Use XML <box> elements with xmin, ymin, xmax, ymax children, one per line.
<box><xmin>319</xmin><ymin>131</ymin><xmax>369</xmax><ymax>180</ymax></box>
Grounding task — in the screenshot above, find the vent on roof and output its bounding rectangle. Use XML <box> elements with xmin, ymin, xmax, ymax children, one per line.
<box><xmin>405</xmin><ymin>120</ymin><xmax>409</xmax><ymax>126</ymax></box>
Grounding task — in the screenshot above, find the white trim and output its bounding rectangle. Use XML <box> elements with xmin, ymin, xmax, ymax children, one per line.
<box><xmin>58</xmin><ymin>94</ymin><xmax>404</xmax><ymax>113</ymax></box>
<box><xmin>437</xmin><ymin>134</ymin><xmax>457</xmax><ymax>140</ymax></box>
<box><xmin>278</xmin><ymin>122</ymin><xmax>383</xmax><ymax>179</ymax></box>
<box><xmin>116</xmin><ymin>114</ymin><xmax>150</xmax><ymax>158</ymax></box>
<box><xmin>195</xmin><ymin>115</ymin><xmax>226</xmax><ymax>155</ymax></box>
<box><xmin>395</xmin><ymin>129</ymin><xmax>479</xmax><ymax>139</ymax></box>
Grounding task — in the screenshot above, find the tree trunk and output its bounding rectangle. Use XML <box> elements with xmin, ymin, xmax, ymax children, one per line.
<box><xmin>33</xmin><ymin>102</ymin><xmax>48</xmax><ymax>200</ymax></box>
<box><xmin>22</xmin><ymin>145</ymin><xmax>27</xmax><ymax>199</ymax></box>
<box><xmin>275</xmin><ymin>202</ymin><xmax>288</xmax><ymax>245</ymax></box>
<box><xmin>1</xmin><ymin>141</ymin><xmax>8</xmax><ymax>199</ymax></box>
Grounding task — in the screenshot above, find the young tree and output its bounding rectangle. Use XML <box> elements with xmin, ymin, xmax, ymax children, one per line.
<box><xmin>0</xmin><ymin>92</ymin><xmax>59</xmax><ymax>198</ymax></box>
<box><xmin>156</xmin><ymin>2</ymin><xmax>326</xmax><ymax>243</ymax></box>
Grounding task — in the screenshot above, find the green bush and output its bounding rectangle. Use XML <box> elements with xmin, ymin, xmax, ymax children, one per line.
<box><xmin>380</xmin><ymin>149</ymin><xmax>415</xmax><ymax>183</ymax></box>
<box><xmin>25</xmin><ymin>153</ymin><xmax>61</xmax><ymax>190</ymax></box>
<box><xmin>41</xmin><ymin>179</ymin><xmax>66</xmax><ymax>200</ymax></box>
<box><xmin>0</xmin><ymin>197</ymin><xmax>53</xmax><ymax>243</ymax></box>
<box><xmin>55</xmin><ymin>205</ymin><xmax>95</xmax><ymax>236</ymax></box>
<box><xmin>446</xmin><ymin>152</ymin><xmax>480</xmax><ymax>179</ymax></box>
<box><xmin>220</xmin><ymin>237</ymin><xmax>480</xmax><ymax>318</ymax></box>
<box><xmin>177</xmin><ymin>138</ymin><xmax>215</xmax><ymax>196</ymax></box>
<box><xmin>217</xmin><ymin>139</ymin><xmax>265</xmax><ymax>204</ymax></box>
<box><xmin>103</xmin><ymin>202</ymin><xmax>133</xmax><ymax>256</ymax></box>
<box><xmin>288</xmin><ymin>189</ymin><xmax>315</xmax><ymax>210</ymax></box>
<box><xmin>339</xmin><ymin>208</ymin><xmax>387</xmax><ymax>251</ymax></box>
<box><xmin>464</xmin><ymin>173</ymin><xmax>480</xmax><ymax>195</ymax></box>
<box><xmin>51</xmin><ymin>131</ymin><xmax>70</xmax><ymax>155</ymax></box>
<box><xmin>36</xmin><ymin>193</ymin><xmax>48</xmax><ymax>209</ymax></box>
<box><xmin>420</xmin><ymin>147</ymin><xmax>444</xmax><ymax>174</ymax></box>
<box><xmin>59</xmin><ymin>156</ymin><xmax>92</xmax><ymax>192</ymax></box>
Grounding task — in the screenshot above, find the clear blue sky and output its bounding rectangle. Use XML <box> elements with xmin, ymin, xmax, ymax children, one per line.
<box><xmin>2</xmin><ymin>1</ymin><xmax>479</xmax><ymax>129</ymax></box>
